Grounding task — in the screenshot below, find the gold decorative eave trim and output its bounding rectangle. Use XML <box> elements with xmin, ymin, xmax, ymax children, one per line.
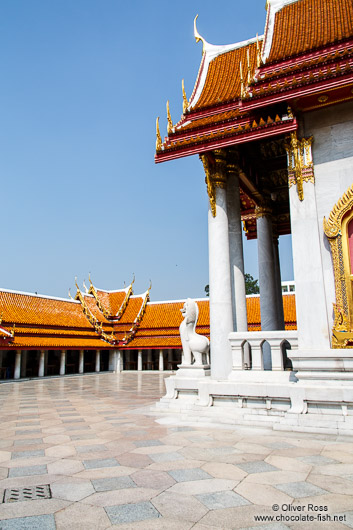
<box><xmin>116</xmin><ymin>275</ymin><xmax>135</xmax><ymax>320</ymax></box>
<box><xmin>88</xmin><ymin>274</ymin><xmax>111</xmax><ymax>320</ymax></box>
<box><xmin>122</xmin><ymin>282</ymin><xmax>151</xmax><ymax>345</ymax></box>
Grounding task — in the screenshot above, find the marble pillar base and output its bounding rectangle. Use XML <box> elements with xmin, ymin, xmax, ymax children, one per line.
<box><xmin>176</xmin><ymin>364</ymin><xmax>211</xmax><ymax>378</ymax></box>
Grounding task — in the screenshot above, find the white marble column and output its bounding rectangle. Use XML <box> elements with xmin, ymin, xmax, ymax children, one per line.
<box><xmin>117</xmin><ymin>351</ymin><xmax>123</xmax><ymax>372</ymax></box>
<box><xmin>14</xmin><ymin>350</ymin><xmax>21</xmax><ymax>379</ymax></box>
<box><xmin>38</xmin><ymin>350</ymin><xmax>45</xmax><ymax>377</ymax></box>
<box><xmin>256</xmin><ymin>208</ymin><xmax>279</xmax><ymax>331</ymax></box>
<box><xmin>289</xmin><ymin>181</ymin><xmax>330</xmax><ymax>349</ymax></box>
<box><xmin>227</xmin><ymin>161</ymin><xmax>248</xmax><ymax>332</ymax></box>
<box><xmin>59</xmin><ymin>350</ymin><xmax>66</xmax><ymax>375</ymax></box>
<box><xmin>109</xmin><ymin>350</ymin><xmax>117</xmax><ymax>372</ymax></box>
<box><xmin>159</xmin><ymin>350</ymin><xmax>164</xmax><ymax>371</ymax></box>
<box><xmin>273</xmin><ymin>235</ymin><xmax>285</xmax><ymax>330</ymax></box>
<box><xmin>21</xmin><ymin>350</ymin><xmax>27</xmax><ymax>378</ymax></box>
<box><xmin>137</xmin><ymin>350</ymin><xmax>143</xmax><ymax>371</ymax></box>
<box><xmin>95</xmin><ymin>350</ymin><xmax>101</xmax><ymax>372</ymax></box>
<box><xmin>204</xmin><ymin>151</ymin><xmax>234</xmax><ymax>379</ymax></box>
<box><xmin>79</xmin><ymin>350</ymin><xmax>84</xmax><ymax>374</ymax></box>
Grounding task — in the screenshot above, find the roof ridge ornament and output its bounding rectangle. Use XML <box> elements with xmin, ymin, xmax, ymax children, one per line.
<box><xmin>194</xmin><ymin>15</ymin><xmax>208</xmax><ymax>53</ymax></box>
<box><xmin>156</xmin><ymin>117</ymin><xmax>162</xmax><ymax>151</ymax></box>
<box><xmin>166</xmin><ymin>101</ymin><xmax>173</xmax><ymax>134</ymax></box>
<box><xmin>182</xmin><ymin>79</ymin><xmax>188</xmax><ymax>114</ymax></box>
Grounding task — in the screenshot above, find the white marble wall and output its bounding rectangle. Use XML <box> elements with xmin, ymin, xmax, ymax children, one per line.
<box><xmin>304</xmin><ymin>101</ymin><xmax>353</xmax><ymax>341</ymax></box>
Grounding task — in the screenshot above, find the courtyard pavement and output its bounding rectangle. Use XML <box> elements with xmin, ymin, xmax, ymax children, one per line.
<box><xmin>0</xmin><ymin>373</ymin><xmax>353</xmax><ymax>529</ymax></box>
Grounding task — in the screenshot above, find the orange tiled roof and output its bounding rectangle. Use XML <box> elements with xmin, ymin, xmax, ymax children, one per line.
<box><xmin>0</xmin><ymin>291</ymin><xmax>90</xmax><ymax>329</ymax></box>
<box><xmin>266</xmin><ymin>0</ymin><xmax>353</xmax><ymax>64</ymax></box>
<box><xmin>192</xmin><ymin>42</ymin><xmax>258</xmax><ymax>110</ymax></box>
<box><xmin>0</xmin><ymin>285</ymin><xmax>297</xmax><ymax>350</ymax></box>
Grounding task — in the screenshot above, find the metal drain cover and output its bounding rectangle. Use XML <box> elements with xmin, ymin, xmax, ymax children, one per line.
<box><xmin>3</xmin><ymin>484</ymin><xmax>51</xmax><ymax>503</ymax></box>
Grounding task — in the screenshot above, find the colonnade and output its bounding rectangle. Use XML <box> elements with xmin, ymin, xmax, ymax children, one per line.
<box><xmin>201</xmin><ymin>149</ymin><xmax>285</xmax><ymax>378</ymax></box>
<box><xmin>0</xmin><ymin>348</ymin><xmax>181</xmax><ymax>380</ymax></box>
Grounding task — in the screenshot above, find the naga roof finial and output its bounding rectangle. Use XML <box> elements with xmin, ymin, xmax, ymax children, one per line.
<box><xmin>166</xmin><ymin>100</ymin><xmax>173</xmax><ymax>134</ymax></box>
<box><xmin>194</xmin><ymin>15</ymin><xmax>207</xmax><ymax>53</ymax></box>
<box><xmin>156</xmin><ymin>117</ymin><xmax>162</xmax><ymax>151</ymax></box>
<box><xmin>182</xmin><ymin>79</ymin><xmax>188</xmax><ymax>114</ymax></box>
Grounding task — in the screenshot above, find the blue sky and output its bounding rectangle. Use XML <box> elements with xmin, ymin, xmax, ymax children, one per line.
<box><xmin>0</xmin><ymin>0</ymin><xmax>293</xmax><ymax>301</ymax></box>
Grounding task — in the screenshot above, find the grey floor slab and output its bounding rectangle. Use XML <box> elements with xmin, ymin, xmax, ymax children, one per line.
<box><xmin>11</xmin><ymin>450</ymin><xmax>45</xmax><ymax>459</ymax></box>
<box><xmin>237</xmin><ymin>461</ymin><xmax>279</xmax><ymax>474</ymax></box>
<box><xmin>92</xmin><ymin>476</ymin><xmax>136</xmax><ymax>491</ymax></box>
<box><xmin>0</xmin><ymin>514</ymin><xmax>56</xmax><ymax>530</ymax></box>
<box><xmin>105</xmin><ymin>501</ymin><xmax>161</xmax><ymax>524</ymax></box>
<box><xmin>8</xmin><ymin>464</ymin><xmax>47</xmax><ymax>477</ymax></box>
<box><xmin>168</xmin><ymin>468</ymin><xmax>213</xmax><ymax>482</ymax></box>
<box><xmin>196</xmin><ymin>490</ymin><xmax>250</xmax><ymax>509</ymax></box>
<box><xmin>276</xmin><ymin>481</ymin><xmax>328</xmax><ymax>498</ymax></box>
<box><xmin>83</xmin><ymin>458</ymin><xmax>120</xmax><ymax>469</ymax></box>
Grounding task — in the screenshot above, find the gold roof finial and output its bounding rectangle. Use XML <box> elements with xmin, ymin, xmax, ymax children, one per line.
<box><xmin>156</xmin><ymin>117</ymin><xmax>162</xmax><ymax>151</ymax></box>
<box><xmin>182</xmin><ymin>79</ymin><xmax>188</xmax><ymax>114</ymax></box>
<box><xmin>194</xmin><ymin>15</ymin><xmax>207</xmax><ymax>53</ymax></box>
<box><xmin>68</xmin><ymin>288</ymin><xmax>74</xmax><ymax>300</ymax></box>
<box><xmin>131</xmin><ymin>273</ymin><xmax>135</xmax><ymax>286</ymax></box>
<box><xmin>166</xmin><ymin>100</ymin><xmax>173</xmax><ymax>135</ymax></box>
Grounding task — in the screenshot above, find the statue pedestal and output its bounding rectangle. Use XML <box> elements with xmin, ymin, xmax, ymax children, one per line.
<box><xmin>176</xmin><ymin>364</ymin><xmax>211</xmax><ymax>378</ymax></box>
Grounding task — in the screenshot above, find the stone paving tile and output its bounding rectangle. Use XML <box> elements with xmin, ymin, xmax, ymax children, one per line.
<box><xmin>149</xmin><ymin>451</ymin><xmax>185</xmax><ymax>463</ymax></box>
<box><xmin>92</xmin><ymin>476</ymin><xmax>136</xmax><ymax>491</ymax></box>
<box><xmin>196</xmin><ymin>490</ymin><xmax>250</xmax><ymax>509</ymax></box>
<box><xmin>55</xmin><ymin>502</ymin><xmax>111</xmax><ymax>530</ymax></box>
<box><xmin>83</xmin><ymin>458</ymin><xmax>120</xmax><ymax>469</ymax></box>
<box><xmin>237</xmin><ymin>461</ymin><xmax>279</xmax><ymax>474</ymax></box>
<box><xmin>51</xmin><ymin>480</ymin><xmax>95</xmax><ymax>501</ymax></box>
<box><xmin>105</xmin><ymin>501</ymin><xmax>161</xmax><ymax>524</ymax></box>
<box><xmin>298</xmin><ymin>455</ymin><xmax>338</xmax><ymax>465</ymax></box>
<box><xmin>76</xmin><ymin>444</ymin><xmax>108</xmax><ymax>453</ymax></box>
<box><xmin>11</xmin><ymin>450</ymin><xmax>45</xmax><ymax>459</ymax></box>
<box><xmin>276</xmin><ymin>480</ymin><xmax>328</xmax><ymax>498</ymax></box>
<box><xmin>131</xmin><ymin>469</ymin><xmax>176</xmax><ymax>489</ymax></box>
<box><xmin>133</xmin><ymin>439</ymin><xmax>164</xmax><ymax>447</ymax></box>
<box><xmin>13</xmin><ymin>438</ymin><xmax>43</xmax><ymax>446</ymax></box>
<box><xmin>0</xmin><ymin>514</ymin><xmax>56</xmax><ymax>529</ymax></box>
<box><xmin>8</xmin><ymin>464</ymin><xmax>47</xmax><ymax>477</ymax></box>
<box><xmin>168</xmin><ymin>468</ymin><xmax>212</xmax><ymax>482</ymax></box>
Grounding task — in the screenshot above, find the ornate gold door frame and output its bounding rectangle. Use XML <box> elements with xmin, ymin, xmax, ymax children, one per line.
<box><xmin>324</xmin><ymin>184</ymin><xmax>353</xmax><ymax>348</ymax></box>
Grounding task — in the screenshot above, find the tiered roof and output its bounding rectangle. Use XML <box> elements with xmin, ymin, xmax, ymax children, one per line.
<box><xmin>0</xmin><ymin>279</ymin><xmax>296</xmax><ymax>350</ymax></box>
<box><xmin>155</xmin><ymin>0</ymin><xmax>353</xmax><ymax>238</ymax></box>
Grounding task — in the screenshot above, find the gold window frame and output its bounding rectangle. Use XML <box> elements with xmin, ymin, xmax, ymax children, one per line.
<box><xmin>324</xmin><ymin>184</ymin><xmax>353</xmax><ymax>348</ymax></box>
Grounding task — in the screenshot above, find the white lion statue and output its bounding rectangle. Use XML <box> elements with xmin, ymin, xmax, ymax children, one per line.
<box><xmin>179</xmin><ymin>298</ymin><xmax>210</xmax><ymax>366</ymax></box>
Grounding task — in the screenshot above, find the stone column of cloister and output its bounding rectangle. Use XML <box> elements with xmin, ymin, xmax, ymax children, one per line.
<box><xmin>201</xmin><ymin>150</ymin><xmax>234</xmax><ymax>379</ymax></box>
<box><xmin>59</xmin><ymin>350</ymin><xmax>66</xmax><ymax>376</ymax></box>
<box><xmin>79</xmin><ymin>350</ymin><xmax>84</xmax><ymax>374</ymax></box>
<box><xmin>95</xmin><ymin>350</ymin><xmax>101</xmax><ymax>372</ymax></box>
<box><xmin>159</xmin><ymin>350</ymin><xmax>164</xmax><ymax>371</ymax></box>
<box><xmin>38</xmin><ymin>350</ymin><xmax>45</xmax><ymax>377</ymax></box>
<box><xmin>109</xmin><ymin>350</ymin><xmax>117</xmax><ymax>372</ymax></box>
<box><xmin>116</xmin><ymin>351</ymin><xmax>123</xmax><ymax>372</ymax></box>
<box><xmin>226</xmin><ymin>158</ymin><xmax>248</xmax><ymax>333</ymax></box>
<box><xmin>138</xmin><ymin>350</ymin><xmax>143</xmax><ymax>371</ymax></box>
<box><xmin>14</xmin><ymin>350</ymin><xmax>21</xmax><ymax>379</ymax></box>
